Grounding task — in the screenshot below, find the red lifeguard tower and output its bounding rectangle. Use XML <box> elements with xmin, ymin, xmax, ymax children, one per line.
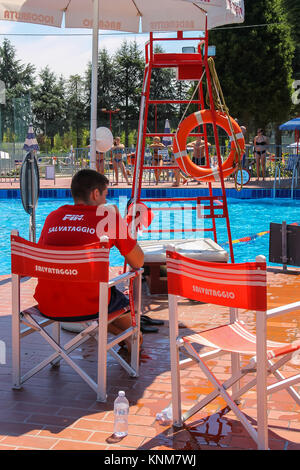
<box><xmin>129</xmin><ymin>27</ymin><xmax>244</xmax><ymax>293</ymax></box>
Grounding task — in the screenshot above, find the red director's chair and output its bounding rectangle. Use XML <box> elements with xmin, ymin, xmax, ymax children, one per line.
<box><xmin>166</xmin><ymin>248</ymin><xmax>300</xmax><ymax>450</ymax></box>
<box><xmin>11</xmin><ymin>230</ymin><xmax>143</xmax><ymax>402</ymax></box>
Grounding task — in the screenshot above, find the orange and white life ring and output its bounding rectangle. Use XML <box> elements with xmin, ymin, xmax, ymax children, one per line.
<box><xmin>173</xmin><ymin>110</ymin><xmax>245</xmax><ymax>182</ymax></box>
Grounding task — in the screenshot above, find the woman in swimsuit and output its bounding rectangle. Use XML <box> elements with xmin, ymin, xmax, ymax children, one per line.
<box><xmin>254</xmin><ymin>128</ymin><xmax>269</xmax><ymax>181</ymax></box>
<box><xmin>111</xmin><ymin>136</ymin><xmax>129</xmax><ymax>185</ymax></box>
<box><xmin>149</xmin><ymin>136</ymin><xmax>165</xmax><ymax>185</ymax></box>
<box><xmin>189</xmin><ymin>136</ymin><xmax>211</xmax><ymax>185</ymax></box>
<box><xmin>96</xmin><ymin>151</ymin><xmax>105</xmax><ymax>174</ymax></box>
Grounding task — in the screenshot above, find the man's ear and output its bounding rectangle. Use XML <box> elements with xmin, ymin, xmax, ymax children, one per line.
<box><xmin>90</xmin><ymin>188</ymin><xmax>99</xmax><ymax>202</ymax></box>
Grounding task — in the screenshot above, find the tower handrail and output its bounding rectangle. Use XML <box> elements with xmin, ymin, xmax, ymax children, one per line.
<box><xmin>291</xmin><ymin>163</ymin><xmax>298</xmax><ymax>200</ymax></box>
<box><xmin>273</xmin><ymin>163</ymin><xmax>281</xmax><ymax>198</ymax></box>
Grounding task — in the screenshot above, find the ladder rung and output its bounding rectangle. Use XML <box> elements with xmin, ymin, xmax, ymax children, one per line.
<box><xmin>148</xmin><ymin>100</ymin><xmax>203</xmax><ymax>104</ymax></box>
<box><xmin>145</xmin><ymin>133</ymin><xmax>205</xmax><ymax>138</ymax></box>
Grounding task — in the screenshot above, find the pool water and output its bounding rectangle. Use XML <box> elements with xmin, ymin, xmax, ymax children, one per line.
<box><xmin>2</xmin><ymin>197</ymin><xmax>300</xmax><ymax>274</ymax></box>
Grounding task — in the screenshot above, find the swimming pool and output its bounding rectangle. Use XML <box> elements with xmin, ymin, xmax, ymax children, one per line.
<box><xmin>1</xmin><ymin>196</ymin><xmax>300</xmax><ymax>274</ymax></box>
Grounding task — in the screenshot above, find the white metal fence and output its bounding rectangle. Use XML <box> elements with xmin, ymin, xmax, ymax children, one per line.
<box><xmin>0</xmin><ymin>143</ymin><xmax>299</xmax><ymax>187</ymax></box>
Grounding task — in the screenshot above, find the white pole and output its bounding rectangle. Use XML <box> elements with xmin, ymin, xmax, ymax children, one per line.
<box><xmin>90</xmin><ymin>0</ymin><xmax>99</xmax><ymax>170</ymax></box>
<box><xmin>30</xmin><ymin>151</ymin><xmax>36</xmax><ymax>242</ymax></box>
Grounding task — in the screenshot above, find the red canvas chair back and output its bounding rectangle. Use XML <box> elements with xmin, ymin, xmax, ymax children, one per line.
<box><xmin>166</xmin><ymin>249</ymin><xmax>300</xmax><ymax>450</ymax></box>
<box><xmin>166</xmin><ymin>250</ymin><xmax>267</xmax><ymax>311</ymax></box>
<box><xmin>11</xmin><ymin>232</ymin><xmax>143</xmax><ymax>403</ymax></box>
<box><xmin>11</xmin><ymin>233</ymin><xmax>109</xmax><ymax>283</ymax></box>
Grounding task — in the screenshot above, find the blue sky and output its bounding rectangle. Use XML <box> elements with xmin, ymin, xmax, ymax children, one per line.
<box><xmin>0</xmin><ymin>20</ymin><xmax>147</xmax><ymax>78</ymax></box>
<box><xmin>0</xmin><ymin>20</ymin><xmax>203</xmax><ymax>79</ymax></box>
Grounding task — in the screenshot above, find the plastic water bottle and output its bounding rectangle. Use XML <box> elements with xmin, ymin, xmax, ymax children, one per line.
<box><xmin>114</xmin><ymin>391</ymin><xmax>129</xmax><ymax>437</ymax></box>
<box><xmin>156</xmin><ymin>404</ymin><xmax>173</xmax><ymax>425</ymax></box>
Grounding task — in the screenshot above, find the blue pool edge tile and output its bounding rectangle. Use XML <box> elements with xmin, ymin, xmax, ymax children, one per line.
<box><xmin>1</xmin><ymin>187</ymin><xmax>300</xmax><ymax>200</ymax></box>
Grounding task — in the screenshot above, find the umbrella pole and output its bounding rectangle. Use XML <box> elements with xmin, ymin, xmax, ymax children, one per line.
<box><xmin>90</xmin><ymin>0</ymin><xmax>99</xmax><ymax>170</ymax></box>
<box><xmin>30</xmin><ymin>151</ymin><xmax>36</xmax><ymax>243</ymax></box>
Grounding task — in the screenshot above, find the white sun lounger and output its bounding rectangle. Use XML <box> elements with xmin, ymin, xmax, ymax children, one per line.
<box><xmin>140</xmin><ymin>238</ymin><xmax>228</xmax><ymax>293</ymax></box>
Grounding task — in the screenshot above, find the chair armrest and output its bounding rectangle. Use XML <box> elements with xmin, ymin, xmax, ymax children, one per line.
<box><xmin>267</xmin><ymin>301</ymin><xmax>300</xmax><ymax>319</ymax></box>
<box><xmin>108</xmin><ymin>268</ymin><xmax>143</xmax><ymax>288</ymax></box>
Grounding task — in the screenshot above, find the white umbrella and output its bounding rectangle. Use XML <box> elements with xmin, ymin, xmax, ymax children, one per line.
<box><xmin>162</xmin><ymin>119</ymin><xmax>172</xmax><ymax>147</ymax></box>
<box><xmin>0</xmin><ymin>0</ymin><xmax>244</xmax><ymax>169</ymax></box>
<box><xmin>23</xmin><ymin>123</ymin><xmax>39</xmax><ymax>154</ymax></box>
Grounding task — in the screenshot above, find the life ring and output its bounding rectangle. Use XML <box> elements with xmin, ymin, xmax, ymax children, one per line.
<box><xmin>173</xmin><ymin>110</ymin><xmax>245</xmax><ymax>182</ymax></box>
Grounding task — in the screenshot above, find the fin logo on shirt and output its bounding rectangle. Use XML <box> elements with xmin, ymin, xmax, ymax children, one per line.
<box><xmin>62</xmin><ymin>214</ymin><xmax>84</xmax><ymax>221</ymax></box>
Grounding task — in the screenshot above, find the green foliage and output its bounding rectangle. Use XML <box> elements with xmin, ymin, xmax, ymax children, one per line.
<box><xmin>210</xmin><ymin>0</ymin><xmax>295</xmax><ymax>136</ymax></box>
<box><xmin>0</xmin><ymin>38</ymin><xmax>35</xmax><ymax>139</ymax></box>
<box><xmin>1</xmin><ymin>9</ymin><xmax>298</xmax><ymax>154</ymax></box>
<box><xmin>31</xmin><ymin>66</ymin><xmax>67</xmax><ymax>148</ymax></box>
<box><xmin>148</xmin><ymin>45</ymin><xmax>177</xmax><ymax>129</ymax></box>
<box><xmin>66</xmin><ymin>74</ymin><xmax>87</xmax><ymax>148</ymax></box>
<box><xmin>283</xmin><ymin>0</ymin><xmax>300</xmax><ymax>76</ymax></box>
<box><xmin>283</xmin><ymin>0</ymin><xmax>300</xmax><ymax>116</ymax></box>
<box><xmin>112</xmin><ymin>40</ymin><xmax>144</xmax><ymax>146</ymax></box>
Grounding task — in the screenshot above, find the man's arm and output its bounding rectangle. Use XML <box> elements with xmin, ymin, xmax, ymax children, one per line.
<box><xmin>110</xmin><ymin>204</ymin><xmax>144</xmax><ymax>269</ymax></box>
<box><xmin>125</xmin><ymin>244</ymin><xmax>144</xmax><ymax>269</ymax></box>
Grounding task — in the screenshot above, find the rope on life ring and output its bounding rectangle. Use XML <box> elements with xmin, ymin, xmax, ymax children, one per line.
<box><xmin>173</xmin><ymin>109</ymin><xmax>245</xmax><ymax>183</ymax></box>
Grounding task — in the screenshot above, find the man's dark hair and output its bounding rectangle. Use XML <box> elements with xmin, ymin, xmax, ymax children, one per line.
<box><xmin>71</xmin><ymin>169</ymin><xmax>109</xmax><ymax>203</ymax></box>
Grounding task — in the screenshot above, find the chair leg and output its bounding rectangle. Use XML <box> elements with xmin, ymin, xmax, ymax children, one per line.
<box><xmin>12</xmin><ymin>274</ymin><xmax>21</xmax><ymax>389</ymax></box>
<box><xmin>51</xmin><ymin>322</ymin><xmax>61</xmax><ymax>368</ymax></box>
<box><xmin>183</xmin><ymin>341</ymin><xmax>261</xmax><ymax>445</ymax></box>
<box><xmin>97</xmin><ymin>283</ymin><xmax>108</xmax><ymax>402</ymax></box>
<box><xmin>230</xmin><ymin>308</ymin><xmax>241</xmax><ymax>399</ymax></box>
<box><xmin>256</xmin><ymin>311</ymin><xmax>268</xmax><ymax>450</ymax></box>
<box><xmin>271</xmin><ymin>368</ymin><xmax>300</xmax><ymax>405</ymax></box>
<box><xmin>169</xmin><ymin>294</ymin><xmax>182</xmax><ymax>427</ymax></box>
<box><xmin>11</xmin><ymin>315</ymin><xmax>21</xmax><ymax>389</ymax></box>
<box><xmin>267</xmin><ymin>356</ymin><xmax>300</xmax><ymax>405</ymax></box>
<box><xmin>130</xmin><ymin>273</ymin><xmax>142</xmax><ymax>375</ymax></box>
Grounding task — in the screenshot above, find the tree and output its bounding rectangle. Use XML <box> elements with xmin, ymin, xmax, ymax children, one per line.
<box><xmin>283</xmin><ymin>0</ymin><xmax>300</xmax><ymax>79</ymax></box>
<box><xmin>209</xmin><ymin>0</ymin><xmax>295</xmax><ymax>143</ymax></box>
<box><xmin>283</xmin><ymin>0</ymin><xmax>300</xmax><ymax>115</ymax></box>
<box><xmin>85</xmin><ymin>48</ymin><xmax>116</xmax><ymax>131</ymax></box>
<box><xmin>113</xmin><ymin>40</ymin><xmax>144</xmax><ymax>146</ymax></box>
<box><xmin>172</xmin><ymin>78</ymin><xmax>194</xmax><ymax>127</ymax></box>
<box><xmin>66</xmin><ymin>74</ymin><xmax>87</xmax><ymax>148</ymax></box>
<box><xmin>0</xmin><ymin>38</ymin><xmax>35</xmax><ymax>140</ymax></box>
<box><xmin>148</xmin><ymin>46</ymin><xmax>177</xmax><ymax>132</ymax></box>
<box><xmin>31</xmin><ymin>66</ymin><xmax>67</xmax><ymax>149</ymax></box>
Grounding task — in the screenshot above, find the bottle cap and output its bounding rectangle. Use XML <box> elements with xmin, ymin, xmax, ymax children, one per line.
<box><xmin>118</xmin><ymin>391</ymin><xmax>125</xmax><ymax>397</ymax></box>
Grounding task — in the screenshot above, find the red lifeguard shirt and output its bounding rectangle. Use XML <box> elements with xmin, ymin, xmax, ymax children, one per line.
<box><xmin>34</xmin><ymin>204</ymin><xmax>137</xmax><ymax>319</ymax></box>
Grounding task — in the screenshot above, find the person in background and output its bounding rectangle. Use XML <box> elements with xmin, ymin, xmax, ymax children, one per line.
<box><xmin>240</xmin><ymin>126</ymin><xmax>247</xmax><ymax>168</ymax></box>
<box><xmin>96</xmin><ymin>151</ymin><xmax>105</xmax><ymax>174</ymax></box>
<box><xmin>112</xmin><ymin>136</ymin><xmax>130</xmax><ymax>186</ymax></box>
<box><xmin>254</xmin><ymin>128</ymin><xmax>269</xmax><ymax>181</ymax></box>
<box><xmin>189</xmin><ymin>136</ymin><xmax>211</xmax><ymax>185</ymax></box>
<box><xmin>170</xmin><ymin>149</ymin><xmax>188</xmax><ymax>187</ymax></box>
<box><xmin>149</xmin><ymin>136</ymin><xmax>165</xmax><ymax>185</ymax></box>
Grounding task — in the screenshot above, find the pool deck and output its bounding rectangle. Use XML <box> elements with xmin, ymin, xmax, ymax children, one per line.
<box><xmin>0</xmin><ymin>175</ymin><xmax>290</xmax><ymax>191</ymax></box>
<box><xmin>0</xmin><ymin>266</ymin><xmax>299</xmax><ymax>451</ymax></box>
<box><xmin>0</xmin><ymin>176</ymin><xmax>299</xmax><ymax>451</ymax></box>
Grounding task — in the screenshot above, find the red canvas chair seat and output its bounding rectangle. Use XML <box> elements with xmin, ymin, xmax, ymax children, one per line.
<box><xmin>22</xmin><ymin>303</ymin><xmax>130</xmax><ymax>326</ymax></box>
<box><xmin>183</xmin><ymin>320</ymin><xmax>300</xmax><ymax>359</ymax></box>
<box><xmin>11</xmin><ymin>231</ymin><xmax>143</xmax><ymax>402</ymax></box>
<box><xmin>166</xmin><ymin>248</ymin><xmax>300</xmax><ymax>450</ymax></box>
